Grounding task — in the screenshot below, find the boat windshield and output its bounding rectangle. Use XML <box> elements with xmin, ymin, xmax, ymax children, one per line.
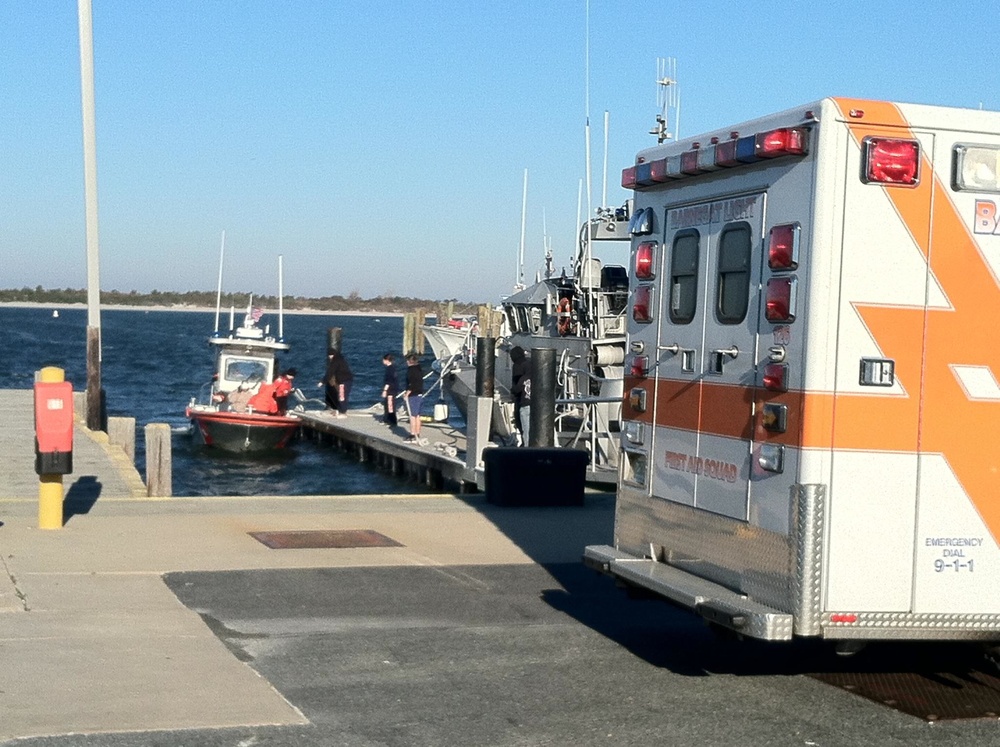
<box><xmin>222</xmin><ymin>356</ymin><xmax>270</xmax><ymax>388</ymax></box>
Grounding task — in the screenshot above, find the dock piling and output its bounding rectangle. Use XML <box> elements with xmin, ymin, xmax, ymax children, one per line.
<box><xmin>529</xmin><ymin>347</ymin><xmax>556</xmax><ymax>447</ymax></box>
<box><xmin>144</xmin><ymin>423</ymin><xmax>172</xmax><ymax>497</ymax></box>
<box><xmin>108</xmin><ymin>416</ymin><xmax>136</xmax><ymax>462</ymax></box>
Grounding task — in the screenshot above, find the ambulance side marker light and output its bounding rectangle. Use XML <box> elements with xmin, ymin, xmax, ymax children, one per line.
<box><xmin>830</xmin><ymin>613</ymin><xmax>858</xmax><ymax>624</ymax></box>
<box><xmin>756</xmin><ymin>127</ymin><xmax>809</xmax><ymax>158</ymax></box>
<box><xmin>629</xmin><ymin>387</ymin><xmax>647</xmax><ymax>412</ymax></box>
<box><xmin>622</xmin><ymin>165</ymin><xmax>638</xmax><ymax>189</ymax></box>
<box><xmin>767</xmin><ymin>224</ymin><xmax>800</xmax><ymax>270</ymax></box>
<box><xmin>635</xmin><ymin>241</ymin><xmax>656</xmax><ymax>279</ymax></box>
<box><xmin>765</xmin><ymin>277</ymin><xmax>796</xmax><ymax>322</ymax></box>
<box><xmin>762</xmin><ymin>363</ymin><xmax>788</xmax><ymax>392</ymax></box>
<box><xmin>863</xmin><ymin>137</ymin><xmax>919</xmax><ymax>186</ymax></box>
<box><xmin>633</xmin><ymin>285</ymin><xmax>654</xmax><ymax>323</ymax></box>
<box><xmin>758</xmin><ymin>444</ymin><xmax>784</xmax><ymax>473</ymax></box>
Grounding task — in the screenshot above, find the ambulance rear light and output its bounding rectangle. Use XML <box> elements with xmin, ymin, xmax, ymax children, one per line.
<box><xmin>629</xmin><ymin>387</ymin><xmax>647</xmax><ymax>412</ymax></box>
<box><xmin>767</xmin><ymin>224</ymin><xmax>800</xmax><ymax>270</ymax></box>
<box><xmin>622</xmin><ymin>165</ymin><xmax>638</xmax><ymax>189</ymax></box>
<box><xmin>630</xmin><ymin>355</ymin><xmax>649</xmax><ymax>378</ymax></box>
<box><xmin>954</xmin><ymin>144</ymin><xmax>1000</xmax><ymax>192</ymax></box>
<box><xmin>762</xmin><ymin>363</ymin><xmax>787</xmax><ymax>392</ymax></box>
<box><xmin>680</xmin><ymin>150</ymin><xmax>700</xmax><ymax>175</ymax></box>
<box><xmin>632</xmin><ymin>285</ymin><xmax>654</xmax><ymax>323</ymax></box>
<box><xmin>635</xmin><ymin>241</ymin><xmax>656</xmax><ymax>279</ymax></box>
<box><xmin>765</xmin><ymin>278</ymin><xmax>796</xmax><ymax>323</ymax></box>
<box><xmin>714</xmin><ymin>139</ymin><xmax>739</xmax><ymax>167</ymax></box>
<box><xmin>756</xmin><ymin>128</ymin><xmax>809</xmax><ymax>158</ymax></box>
<box><xmin>697</xmin><ymin>144</ymin><xmax>720</xmax><ymax>172</ymax></box>
<box><xmin>757</xmin><ymin>444</ymin><xmax>784</xmax><ymax>473</ymax></box>
<box><xmin>863</xmin><ymin>137</ymin><xmax>920</xmax><ymax>186</ymax></box>
<box><xmin>624</xmin><ymin>421</ymin><xmax>645</xmax><ymax>445</ymax></box>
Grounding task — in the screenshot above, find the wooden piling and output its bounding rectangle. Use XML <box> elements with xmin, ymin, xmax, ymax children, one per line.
<box><xmin>144</xmin><ymin>423</ymin><xmax>172</xmax><ymax>497</ymax></box>
<box><xmin>107</xmin><ymin>416</ymin><xmax>136</xmax><ymax>462</ymax></box>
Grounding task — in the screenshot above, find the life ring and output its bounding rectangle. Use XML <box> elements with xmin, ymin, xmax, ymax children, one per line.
<box><xmin>557</xmin><ymin>297</ymin><xmax>573</xmax><ymax>336</ymax></box>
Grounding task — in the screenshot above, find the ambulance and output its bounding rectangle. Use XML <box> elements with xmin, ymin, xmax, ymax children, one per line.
<box><xmin>584</xmin><ymin>98</ymin><xmax>1000</xmax><ymax>645</ymax></box>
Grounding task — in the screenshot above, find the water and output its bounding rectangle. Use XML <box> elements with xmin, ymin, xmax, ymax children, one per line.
<box><xmin>0</xmin><ymin>306</ymin><xmax>439</xmax><ymax>496</ymax></box>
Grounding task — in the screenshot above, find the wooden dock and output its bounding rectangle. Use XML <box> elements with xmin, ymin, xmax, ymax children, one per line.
<box><xmin>295</xmin><ymin>408</ymin><xmax>481</xmax><ymax>492</ymax></box>
<box><xmin>0</xmin><ymin>389</ymin><xmax>147</xmax><ymax>501</ymax></box>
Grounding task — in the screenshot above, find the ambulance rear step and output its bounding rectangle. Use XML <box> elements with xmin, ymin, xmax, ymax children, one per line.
<box><xmin>584</xmin><ymin>544</ymin><xmax>794</xmax><ymax>641</ymax></box>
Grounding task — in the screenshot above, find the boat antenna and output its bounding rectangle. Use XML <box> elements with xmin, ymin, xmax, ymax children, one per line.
<box><xmin>213</xmin><ymin>230</ymin><xmax>226</xmax><ymax>334</ymax></box>
<box><xmin>543</xmin><ymin>208</ymin><xmax>554</xmax><ymax>279</ymax></box>
<box><xmin>277</xmin><ymin>254</ymin><xmax>284</xmax><ymax>340</ymax></box>
<box><xmin>582</xmin><ymin>0</ymin><xmax>595</xmax><ymax>330</ymax></box>
<box><xmin>650</xmin><ymin>57</ymin><xmax>680</xmax><ymax>144</ymax></box>
<box><xmin>517</xmin><ymin>167</ymin><xmax>528</xmax><ymax>291</ymax></box>
<box><xmin>602</xmin><ymin>110</ymin><xmax>609</xmax><ymax>208</ymax></box>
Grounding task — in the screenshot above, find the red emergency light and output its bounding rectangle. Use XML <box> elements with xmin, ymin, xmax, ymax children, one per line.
<box><xmin>680</xmin><ymin>150</ymin><xmax>701</xmax><ymax>175</ymax></box>
<box><xmin>630</xmin><ymin>354</ymin><xmax>649</xmax><ymax>378</ymax></box>
<box><xmin>622</xmin><ymin>165</ymin><xmax>638</xmax><ymax>189</ymax></box>
<box><xmin>756</xmin><ymin>127</ymin><xmax>808</xmax><ymax>158</ymax></box>
<box><xmin>762</xmin><ymin>363</ymin><xmax>787</xmax><ymax>392</ymax></box>
<box><xmin>829</xmin><ymin>613</ymin><xmax>858</xmax><ymax>624</ymax></box>
<box><xmin>633</xmin><ymin>285</ymin><xmax>653</xmax><ymax>323</ymax></box>
<box><xmin>767</xmin><ymin>224</ymin><xmax>799</xmax><ymax>270</ymax></box>
<box><xmin>765</xmin><ymin>278</ymin><xmax>795</xmax><ymax>322</ymax></box>
<box><xmin>864</xmin><ymin>137</ymin><xmax>919</xmax><ymax>185</ymax></box>
<box><xmin>714</xmin><ymin>139</ymin><xmax>739</xmax><ymax>167</ymax></box>
<box><xmin>635</xmin><ymin>241</ymin><xmax>656</xmax><ymax>279</ymax></box>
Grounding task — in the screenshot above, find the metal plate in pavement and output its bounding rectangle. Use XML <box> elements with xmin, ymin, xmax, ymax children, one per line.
<box><xmin>249</xmin><ymin>529</ymin><xmax>403</xmax><ymax>549</ymax></box>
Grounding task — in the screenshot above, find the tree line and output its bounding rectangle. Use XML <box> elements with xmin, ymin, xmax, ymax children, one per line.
<box><xmin>0</xmin><ymin>286</ymin><xmax>481</xmax><ymax>316</ymax></box>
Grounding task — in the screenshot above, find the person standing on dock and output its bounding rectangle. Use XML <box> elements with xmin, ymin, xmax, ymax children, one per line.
<box><xmin>323</xmin><ymin>348</ymin><xmax>353</xmax><ymax>418</ymax></box>
<box><xmin>403</xmin><ymin>352</ymin><xmax>424</xmax><ymax>442</ymax></box>
<box><xmin>381</xmin><ymin>353</ymin><xmax>399</xmax><ymax>426</ymax></box>
<box><xmin>273</xmin><ymin>367</ymin><xmax>296</xmax><ymax>414</ymax></box>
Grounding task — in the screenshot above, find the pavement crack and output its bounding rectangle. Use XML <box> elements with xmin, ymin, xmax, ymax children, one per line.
<box><xmin>197</xmin><ymin>611</ymin><xmax>267</xmax><ymax>663</ymax></box>
<box><xmin>1</xmin><ymin>554</ymin><xmax>29</xmax><ymax>611</ymax></box>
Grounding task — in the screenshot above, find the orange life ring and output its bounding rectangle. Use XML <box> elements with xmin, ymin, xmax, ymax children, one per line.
<box><xmin>557</xmin><ymin>297</ymin><xmax>573</xmax><ymax>336</ymax></box>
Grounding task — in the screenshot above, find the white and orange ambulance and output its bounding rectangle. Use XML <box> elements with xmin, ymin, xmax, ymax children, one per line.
<box><xmin>585</xmin><ymin>98</ymin><xmax>1000</xmax><ymax>644</ymax></box>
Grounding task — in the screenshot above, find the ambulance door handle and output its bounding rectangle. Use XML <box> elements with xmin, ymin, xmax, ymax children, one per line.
<box><xmin>662</xmin><ymin>343</ymin><xmax>680</xmax><ymax>355</ymax></box>
<box><xmin>713</xmin><ymin>346</ymin><xmax>739</xmax><ymax>359</ymax></box>
<box><xmin>708</xmin><ymin>346</ymin><xmax>738</xmax><ymax>375</ymax></box>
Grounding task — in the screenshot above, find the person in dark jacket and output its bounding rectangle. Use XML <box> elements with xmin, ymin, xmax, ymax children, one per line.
<box><xmin>510</xmin><ymin>346</ymin><xmax>531</xmax><ymax>446</ymax></box>
<box><xmin>380</xmin><ymin>353</ymin><xmax>399</xmax><ymax>426</ymax></box>
<box><xmin>403</xmin><ymin>352</ymin><xmax>424</xmax><ymax>442</ymax></box>
<box><xmin>322</xmin><ymin>348</ymin><xmax>353</xmax><ymax>418</ymax></box>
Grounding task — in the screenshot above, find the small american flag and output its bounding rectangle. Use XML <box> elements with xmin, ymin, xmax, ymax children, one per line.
<box><xmin>251</xmin><ymin>307</ymin><xmax>263</xmax><ymax>322</ymax></box>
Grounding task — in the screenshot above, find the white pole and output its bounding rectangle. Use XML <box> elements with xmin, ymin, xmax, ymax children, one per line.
<box><xmin>518</xmin><ymin>168</ymin><xmax>528</xmax><ymax>289</ymax></box>
<box><xmin>575</xmin><ymin>179</ymin><xmax>583</xmax><ymax>256</ymax></box>
<box><xmin>278</xmin><ymin>254</ymin><xmax>284</xmax><ymax>339</ymax></box>
<box><xmin>78</xmin><ymin>0</ymin><xmax>100</xmax><ymax>330</ymax></box>
<box><xmin>602</xmin><ymin>110</ymin><xmax>609</xmax><ymax>208</ymax></box>
<box><xmin>213</xmin><ymin>230</ymin><xmax>225</xmax><ymax>333</ymax></box>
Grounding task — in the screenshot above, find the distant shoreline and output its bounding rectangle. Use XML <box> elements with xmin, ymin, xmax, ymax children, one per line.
<box><xmin>0</xmin><ymin>302</ymin><xmax>405</xmax><ymax>318</ymax></box>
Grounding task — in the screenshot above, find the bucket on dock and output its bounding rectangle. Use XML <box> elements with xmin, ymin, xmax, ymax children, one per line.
<box><xmin>433</xmin><ymin>402</ymin><xmax>449</xmax><ymax>422</ymax></box>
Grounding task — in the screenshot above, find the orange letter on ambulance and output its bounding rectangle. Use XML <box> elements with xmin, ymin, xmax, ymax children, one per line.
<box><xmin>975</xmin><ymin>200</ymin><xmax>998</xmax><ymax>234</ymax></box>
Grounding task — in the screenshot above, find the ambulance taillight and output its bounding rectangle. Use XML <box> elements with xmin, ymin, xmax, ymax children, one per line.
<box><xmin>632</xmin><ymin>285</ymin><xmax>654</xmax><ymax>323</ymax></box>
<box><xmin>762</xmin><ymin>363</ymin><xmax>788</xmax><ymax>392</ymax></box>
<box><xmin>621</xmin><ymin>165</ymin><xmax>638</xmax><ymax>189</ymax></box>
<box><xmin>630</xmin><ymin>355</ymin><xmax>649</xmax><ymax>378</ymax></box>
<box><xmin>863</xmin><ymin>137</ymin><xmax>919</xmax><ymax>185</ymax></box>
<box><xmin>767</xmin><ymin>224</ymin><xmax>799</xmax><ymax>270</ymax></box>
<box><xmin>635</xmin><ymin>241</ymin><xmax>656</xmax><ymax>279</ymax></box>
<box><xmin>765</xmin><ymin>278</ymin><xmax>796</xmax><ymax>322</ymax></box>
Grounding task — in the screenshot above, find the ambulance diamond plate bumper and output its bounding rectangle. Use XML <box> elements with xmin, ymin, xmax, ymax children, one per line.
<box><xmin>584</xmin><ymin>545</ymin><xmax>794</xmax><ymax>641</ymax></box>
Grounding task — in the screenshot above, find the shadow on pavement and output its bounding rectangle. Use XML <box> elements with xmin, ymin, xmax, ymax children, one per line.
<box><xmin>63</xmin><ymin>475</ymin><xmax>102</xmax><ymax>522</ymax></box>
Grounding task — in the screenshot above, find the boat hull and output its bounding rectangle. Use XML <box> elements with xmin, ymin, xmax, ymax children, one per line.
<box><xmin>187</xmin><ymin>409</ymin><xmax>300</xmax><ymax>453</ymax></box>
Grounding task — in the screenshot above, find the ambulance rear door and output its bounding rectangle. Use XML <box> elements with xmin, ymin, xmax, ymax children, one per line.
<box><xmin>654</xmin><ymin>193</ymin><xmax>766</xmax><ymax>520</ymax></box>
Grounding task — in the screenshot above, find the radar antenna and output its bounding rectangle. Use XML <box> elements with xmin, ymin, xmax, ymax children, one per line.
<box><xmin>650</xmin><ymin>57</ymin><xmax>680</xmax><ymax>144</ymax></box>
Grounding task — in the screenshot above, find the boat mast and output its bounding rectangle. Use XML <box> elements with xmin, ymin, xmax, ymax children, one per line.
<box><xmin>213</xmin><ymin>230</ymin><xmax>226</xmax><ymax>334</ymax></box>
<box><xmin>278</xmin><ymin>254</ymin><xmax>284</xmax><ymax>340</ymax></box>
<box><xmin>516</xmin><ymin>168</ymin><xmax>528</xmax><ymax>291</ymax></box>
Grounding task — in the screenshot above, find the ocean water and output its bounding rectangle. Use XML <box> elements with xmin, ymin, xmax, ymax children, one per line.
<box><xmin>0</xmin><ymin>306</ymin><xmax>439</xmax><ymax>496</ymax></box>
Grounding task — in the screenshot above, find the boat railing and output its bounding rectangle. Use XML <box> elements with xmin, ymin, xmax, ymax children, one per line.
<box><xmin>552</xmin><ymin>394</ymin><xmax>622</xmax><ymax>472</ymax></box>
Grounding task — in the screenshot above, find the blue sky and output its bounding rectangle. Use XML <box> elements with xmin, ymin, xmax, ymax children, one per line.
<box><xmin>1</xmin><ymin>1</ymin><xmax>995</xmax><ymax>303</ymax></box>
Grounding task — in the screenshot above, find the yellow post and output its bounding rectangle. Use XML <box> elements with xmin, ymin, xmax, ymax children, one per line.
<box><xmin>38</xmin><ymin>366</ymin><xmax>65</xmax><ymax>530</ymax></box>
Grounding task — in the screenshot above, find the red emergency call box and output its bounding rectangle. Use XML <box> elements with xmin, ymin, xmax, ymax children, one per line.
<box><xmin>34</xmin><ymin>380</ymin><xmax>74</xmax><ymax>475</ymax></box>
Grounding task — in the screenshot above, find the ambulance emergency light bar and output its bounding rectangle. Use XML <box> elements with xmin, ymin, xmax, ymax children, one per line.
<box><xmin>622</xmin><ymin>127</ymin><xmax>810</xmax><ymax>190</ymax></box>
